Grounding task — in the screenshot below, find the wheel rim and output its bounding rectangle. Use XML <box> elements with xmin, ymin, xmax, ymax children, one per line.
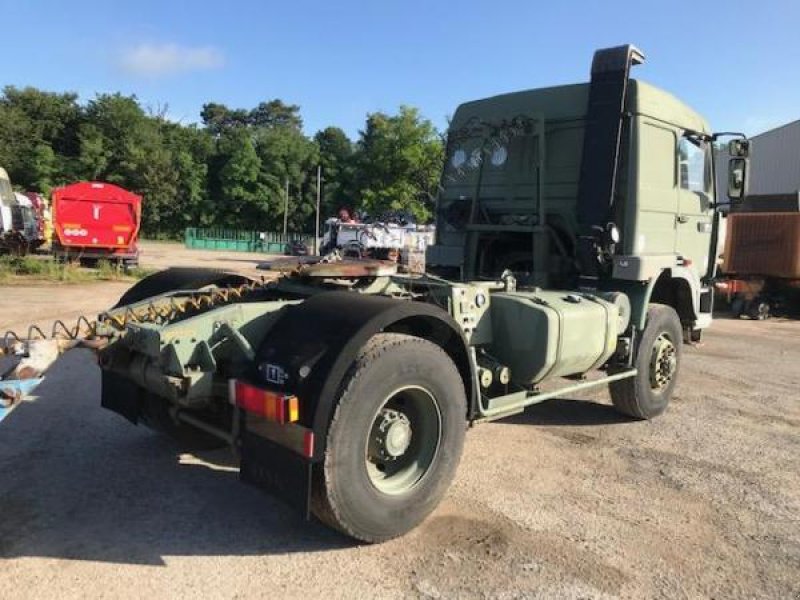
<box><xmin>365</xmin><ymin>385</ymin><xmax>442</xmax><ymax>495</ymax></box>
<box><xmin>649</xmin><ymin>333</ymin><xmax>677</xmax><ymax>391</ymax></box>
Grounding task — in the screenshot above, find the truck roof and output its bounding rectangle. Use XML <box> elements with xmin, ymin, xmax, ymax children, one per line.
<box><xmin>451</xmin><ymin>79</ymin><xmax>710</xmax><ymax>134</ymax></box>
<box><xmin>13</xmin><ymin>192</ymin><xmax>32</xmax><ymax>208</ymax></box>
<box><xmin>52</xmin><ymin>181</ymin><xmax>142</xmax><ymax>206</ymax></box>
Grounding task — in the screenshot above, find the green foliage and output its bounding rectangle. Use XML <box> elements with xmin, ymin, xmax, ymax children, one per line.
<box><xmin>0</xmin><ymin>87</ymin><xmax>446</xmax><ymax>237</ymax></box>
<box><xmin>352</xmin><ymin>106</ymin><xmax>444</xmax><ymax>222</ymax></box>
<box><xmin>255</xmin><ymin>126</ymin><xmax>319</xmax><ymax>231</ymax></box>
<box><xmin>0</xmin><ymin>86</ymin><xmax>81</xmax><ymax>192</ymax></box>
<box><xmin>315</xmin><ymin>126</ymin><xmax>355</xmax><ymax>217</ymax></box>
<box><xmin>217</xmin><ymin>128</ymin><xmax>269</xmax><ymax>227</ymax></box>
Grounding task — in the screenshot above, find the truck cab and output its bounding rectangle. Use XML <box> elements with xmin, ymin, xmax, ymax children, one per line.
<box><xmin>0</xmin><ymin>167</ymin><xmax>29</xmax><ymax>254</ymax></box>
<box><xmin>0</xmin><ymin>168</ymin><xmax>15</xmax><ymax>236</ymax></box>
<box><xmin>429</xmin><ymin>59</ymin><xmax>723</xmax><ymax>339</ymax></box>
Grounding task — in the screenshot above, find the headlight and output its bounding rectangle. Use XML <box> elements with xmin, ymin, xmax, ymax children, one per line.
<box><xmin>607</xmin><ymin>223</ymin><xmax>620</xmax><ymax>244</ymax></box>
<box><xmin>490</xmin><ymin>146</ymin><xmax>507</xmax><ymax>166</ymax></box>
<box><xmin>450</xmin><ymin>149</ymin><xmax>466</xmax><ymax>169</ymax></box>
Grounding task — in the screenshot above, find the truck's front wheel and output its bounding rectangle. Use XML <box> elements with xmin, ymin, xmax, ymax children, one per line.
<box><xmin>312</xmin><ymin>333</ymin><xmax>467</xmax><ymax>542</ymax></box>
<box><xmin>609</xmin><ymin>304</ymin><xmax>683</xmax><ymax>419</ymax></box>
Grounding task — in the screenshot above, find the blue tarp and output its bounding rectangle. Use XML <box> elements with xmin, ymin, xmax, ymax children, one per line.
<box><xmin>0</xmin><ymin>378</ymin><xmax>43</xmax><ymax>423</ymax></box>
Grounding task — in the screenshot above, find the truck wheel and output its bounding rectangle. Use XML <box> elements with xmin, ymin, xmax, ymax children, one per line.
<box><xmin>312</xmin><ymin>333</ymin><xmax>467</xmax><ymax>542</ymax></box>
<box><xmin>609</xmin><ymin>304</ymin><xmax>682</xmax><ymax>419</ymax></box>
<box><xmin>747</xmin><ymin>298</ymin><xmax>771</xmax><ymax>320</ymax></box>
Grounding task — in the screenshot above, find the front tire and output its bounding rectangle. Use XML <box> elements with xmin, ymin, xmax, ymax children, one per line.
<box><xmin>610</xmin><ymin>304</ymin><xmax>683</xmax><ymax>419</ymax></box>
<box><xmin>311</xmin><ymin>333</ymin><xmax>467</xmax><ymax>542</ymax></box>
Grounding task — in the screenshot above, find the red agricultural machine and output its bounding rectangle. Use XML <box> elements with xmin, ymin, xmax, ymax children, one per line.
<box><xmin>51</xmin><ymin>182</ymin><xmax>142</xmax><ymax>267</ymax></box>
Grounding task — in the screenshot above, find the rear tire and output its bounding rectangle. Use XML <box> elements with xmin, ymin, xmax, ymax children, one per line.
<box><xmin>610</xmin><ymin>304</ymin><xmax>682</xmax><ymax>419</ymax></box>
<box><xmin>747</xmin><ymin>298</ymin><xmax>771</xmax><ymax>320</ymax></box>
<box><xmin>311</xmin><ymin>333</ymin><xmax>467</xmax><ymax>542</ymax></box>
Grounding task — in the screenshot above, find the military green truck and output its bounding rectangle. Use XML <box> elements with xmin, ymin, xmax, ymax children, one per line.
<box><xmin>2</xmin><ymin>45</ymin><xmax>750</xmax><ymax>542</ymax></box>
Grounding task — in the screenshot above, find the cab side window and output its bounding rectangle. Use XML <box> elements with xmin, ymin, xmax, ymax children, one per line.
<box><xmin>678</xmin><ymin>136</ymin><xmax>709</xmax><ymax>193</ymax></box>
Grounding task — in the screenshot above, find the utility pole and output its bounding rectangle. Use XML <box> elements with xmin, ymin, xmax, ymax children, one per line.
<box><xmin>315</xmin><ymin>165</ymin><xmax>322</xmax><ymax>255</ymax></box>
<box><xmin>283</xmin><ymin>179</ymin><xmax>289</xmax><ymax>237</ymax></box>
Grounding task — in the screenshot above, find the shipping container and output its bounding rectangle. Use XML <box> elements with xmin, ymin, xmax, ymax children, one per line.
<box><xmin>718</xmin><ymin>212</ymin><xmax>800</xmax><ymax>318</ymax></box>
<box><xmin>723</xmin><ymin>212</ymin><xmax>800</xmax><ymax>279</ymax></box>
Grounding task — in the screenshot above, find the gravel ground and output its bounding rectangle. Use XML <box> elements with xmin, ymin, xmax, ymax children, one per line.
<box><xmin>136</xmin><ymin>240</ymin><xmax>280</xmax><ymax>274</ymax></box>
<box><xmin>0</xmin><ymin>249</ymin><xmax>798</xmax><ymax>599</ymax></box>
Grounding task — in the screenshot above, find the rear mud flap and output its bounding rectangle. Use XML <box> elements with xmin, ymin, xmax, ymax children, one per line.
<box><xmin>101</xmin><ymin>371</ymin><xmax>141</xmax><ymax>424</ymax></box>
<box><xmin>240</xmin><ymin>431</ymin><xmax>312</xmax><ymax>519</ymax></box>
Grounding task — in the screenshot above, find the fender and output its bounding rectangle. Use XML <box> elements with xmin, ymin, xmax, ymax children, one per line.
<box><xmin>606</xmin><ymin>266</ymin><xmax>702</xmax><ymax>332</ymax></box>
<box><xmin>665</xmin><ymin>265</ymin><xmax>702</xmax><ymax>315</ymax></box>
<box><xmin>251</xmin><ymin>291</ymin><xmax>474</xmax><ymax>461</ymax></box>
<box><xmin>647</xmin><ymin>266</ymin><xmax>702</xmax><ymax>327</ymax></box>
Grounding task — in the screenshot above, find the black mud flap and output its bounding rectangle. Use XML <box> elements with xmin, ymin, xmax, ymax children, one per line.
<box><xmin>101</xmin><ymin>370</ymin><xmax>141</xmax><ymax>424</ymax></box>
<box><xmin>240</xmin><ymin>431</ymin><xmax>313</xmax><ymax>520</ymax></box>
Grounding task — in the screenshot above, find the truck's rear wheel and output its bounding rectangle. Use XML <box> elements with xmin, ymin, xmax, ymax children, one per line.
<box><xmin>609</xmin><ymin>304</ymin><xmax>682</xmax><ymax>419</ymax></box>
<box><xmin>312</xmin><ymin>333</ymin><xmax>467</xmax><ymax>542</ymax></box>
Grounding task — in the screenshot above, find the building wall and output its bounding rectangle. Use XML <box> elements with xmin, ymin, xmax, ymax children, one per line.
<box><xmin>716</xmin><ymin>119</ymin><xmax>800</xmax><ymax>197</ymax></box>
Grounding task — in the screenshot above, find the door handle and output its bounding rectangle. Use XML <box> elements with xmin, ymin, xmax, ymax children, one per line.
<box><xmin>676</xmin><ymin>215</ymin><xmax>689</xmax><ymax>224</ymax></box>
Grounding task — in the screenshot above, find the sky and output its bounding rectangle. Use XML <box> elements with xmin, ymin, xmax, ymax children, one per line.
<box><xmin>2</xmin><ymin>0</ymin><xmax>799</xmax><ymax>139</ymax></box>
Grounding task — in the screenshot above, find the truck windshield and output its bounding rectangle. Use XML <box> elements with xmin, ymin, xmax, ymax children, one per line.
<box><xmin>443</xmin><ymin>115</ymin><xmax>541</xmax><ymax>225</ymax></box>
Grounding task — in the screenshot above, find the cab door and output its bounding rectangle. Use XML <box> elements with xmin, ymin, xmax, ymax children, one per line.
<box><xmin>675</xmin><ymin>134</ymin><xmax>713</xmax><ymax>277</ymax></box>
<box><xmin>632</xmin><ymin>120</ymin><xmax>680</xmax><ymax>256</ymax></box>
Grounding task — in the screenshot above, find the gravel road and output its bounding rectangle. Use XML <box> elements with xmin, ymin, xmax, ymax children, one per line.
<box><xmin>136</xmin><ymin>240</ymin><xmax>279</xmax><ymax>274</ymax></box>
<box><xmin>0</xmin><ymin>249</ymin><xmax>798</xmax><ymax>599</ymax></box>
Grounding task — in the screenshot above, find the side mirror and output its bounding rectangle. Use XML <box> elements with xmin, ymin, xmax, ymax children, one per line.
<box><xmin>727</xmin><ymin>157</ymin><xmax>749</xmax><ymax>202</ymax></box>
<box><xmin>728</xmin><ymin>139</ymin><xmax>750</xmax><ymax>158</ymax></box>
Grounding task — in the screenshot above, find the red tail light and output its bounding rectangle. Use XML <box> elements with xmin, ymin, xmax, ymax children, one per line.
<box><xmin>229</xmin><ymin>379</ymin><xmax>299</xmax><ymax>424</ymax></box>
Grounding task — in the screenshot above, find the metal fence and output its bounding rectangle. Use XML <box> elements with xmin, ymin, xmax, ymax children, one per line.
<box><xmin>184</xmin><ymin>228</ymin><xmax>315</xmax><ymax>254</ymax></box>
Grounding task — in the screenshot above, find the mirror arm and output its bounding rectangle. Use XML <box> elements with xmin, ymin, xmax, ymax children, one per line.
<box><xmin>711</xmin><ymin>131</ymin><xmax>747</xmax><ymax>141</ymax></box>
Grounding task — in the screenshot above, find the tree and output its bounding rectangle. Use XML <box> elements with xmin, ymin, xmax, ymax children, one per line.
<box><xmin>78</xmin><ymin>94</ymin><xmax>181</xmax><ymax>234</ymax></box>
<box><xmin>0</xmin><ymin>83</ymin><xmax>445</xmax><ymax>238</ymax></box>
<box><xmin>314</xmin><ymin>126</ymin><xmax>354</xmax><ymax>218</ymax></box>
<box><xmin>352</xmin><ymin>106</ymin><xmax>444</xmax><ymax>222</ymax></box>
<box><xmin>0</xmin><ymin>86</ymin><xmax>81</xmax><ymax>191</ymax></box>
<box><xmin>27</xmin><ymin>144</ymin><xmax>58</xmax><ymax>194</ymax></box>
<box><xmin>255</xmin><ymin>126</ymin><xmax>319</xmax><ymax>231</ymax></box>
<box><xmin>163</xmin><ymin>124</ymin><xmax>214</xmax><ymax>229</ymax></box>
<box><xmin>216</xmin><ymin>128</ymin><xmax>269</xmax><ymax>228</ymax></box>
<box><xmin>200</xmin><ymin>102</ymin><xmax>249</xmax><ymax>136</ymax></box>
<box><xmin>249</xmin><ymin>99</ymin><xmax>303</xmax><ymax>131</ymax></box>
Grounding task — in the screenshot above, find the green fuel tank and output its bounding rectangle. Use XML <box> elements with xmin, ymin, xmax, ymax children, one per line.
<box><xmin>486</xmin><ymin>290</ymin><xmax>626</xmax><ymax>386</ymax></box>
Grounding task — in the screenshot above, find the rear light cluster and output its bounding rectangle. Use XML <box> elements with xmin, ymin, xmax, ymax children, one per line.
<box><xmin>63</xmin><ymin>228</ymin><xmax>88</xmax><ymax>237</ymax></box>
<box><xmin>229</xmin><ymin>379</ymin><xmax>315</xmax><ymax>458</ymax></box>
<box><xmin>229</xmin><ymin>379</ymin><xmax>299</xmax><ymax>424</ymax></box>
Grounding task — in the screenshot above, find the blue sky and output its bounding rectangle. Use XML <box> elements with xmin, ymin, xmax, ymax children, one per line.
<box><xmin>2</xmin><ymin>0</ymin><xmax>798</xmax><ymax>138</ymax></box>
